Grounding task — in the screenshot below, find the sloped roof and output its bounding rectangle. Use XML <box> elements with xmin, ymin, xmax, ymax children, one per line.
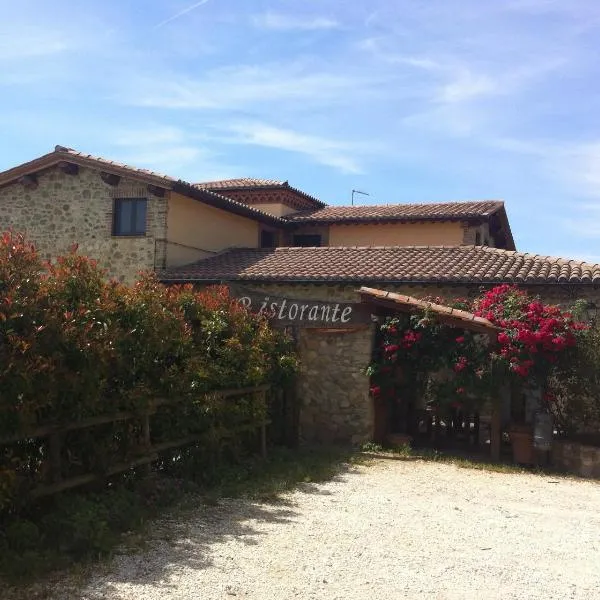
<box><xmin>0</xmin><ymin>146</ymin><xmax>285</xmax><ymax>226</ymax></box>
<box><xmin>359</xmin><ymin>287</ymin><xmax>499</xmax><ymax>334</ymax></box>
<box><xmin>195</xmin><ymin>177</ymin><xmax>327</xmax><ymax>209</ymax></box>
<box><xmin>159</xmin><ymin>245</ymin><xmax>600</xmax><ymax>285</ymax></box>
<box><xmin>286</xmin><ymin>201</ymin><xmax>504</xmax><ymax>223</ymax></box>
<box><xmin>195</xmin><ymin>178</ymin><xmax>286</xmax><ymax>189</ymax></box>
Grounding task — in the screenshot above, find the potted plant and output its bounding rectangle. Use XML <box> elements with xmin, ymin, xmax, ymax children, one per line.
<box><xmin>508</xmin><ymin>422</ymin><xmax>534</xmax><ymax>465</ymax></box>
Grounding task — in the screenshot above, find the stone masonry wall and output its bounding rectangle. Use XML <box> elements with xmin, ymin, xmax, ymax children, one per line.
<box><xmin>552</xmin><ymin>440</ymin><xmax>600</xmax><ymax>479</ymax></box>
<box><xmin>246</xmin><ymin>282</ymin><xmax>600</xmax><ymax>309</ymax></box>
<box><xmin>297</xmin><ymin>326</ymin><xmax>374</xmax><ymax>445</ymax></box>
<box><xmin>0</xmin><ymin>165</ymin><xmax>168</xmax><ymax>283</ymax></box>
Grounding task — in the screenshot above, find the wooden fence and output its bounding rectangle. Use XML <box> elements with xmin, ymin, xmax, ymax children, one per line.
<box><xmin>0</xmin><ymin>385</ymin><xmax>270</xmax><ymax>502</ymax></box>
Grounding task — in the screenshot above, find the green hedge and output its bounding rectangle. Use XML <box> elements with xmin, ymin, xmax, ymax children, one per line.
<box><xmin>0</xmin><ymin>231</ymin><xmax>298</xmax><ymax>510</ymax></box>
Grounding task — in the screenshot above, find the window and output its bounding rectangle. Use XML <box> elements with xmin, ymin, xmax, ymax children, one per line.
<box><xmin>293</xmin><ymin>234</ymin><xmax>322</xmax><ymax>247</ymax></box>
<box><xmin>113</xmin><ymin>198</ymin><xmax>147</xmax><ymax>236</ymax></box>
<box><xmin>261</xmin><ymin>230</ymin><xmax>277</xmax><ymax>248</ymax></box>
<box><xmin>475</xmin><ymin>232</ymin><xmax>481</xmax><ymax>245</ymax></box>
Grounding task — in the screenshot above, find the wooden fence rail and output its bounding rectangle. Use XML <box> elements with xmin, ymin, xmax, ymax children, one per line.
<box><xmin>1</xmin><ymin>385</ymin><xmax>271</xmax><ymax>502</ymax></box>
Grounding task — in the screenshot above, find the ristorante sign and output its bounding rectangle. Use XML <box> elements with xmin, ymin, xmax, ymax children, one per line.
<box><xmin>228</xmin><ymin>284</ymin><xmax>371</xmax><ymax>328</ymax></box>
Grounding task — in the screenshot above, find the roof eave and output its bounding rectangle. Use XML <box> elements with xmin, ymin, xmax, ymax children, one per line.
<box><xmin>173</xmin><ymin>182</ymin><xmax>287</xmax><ymax>227</ymax></box>
<box><xmin>203</xmin><ymin>182</ymin><xmax>326</xmax><ymax>209</ymax></box>
<box><xmin>286</xmin><ymin>215</ymin><xmax>492</xmax><ymax>226</ymax></box>
<box><xmin>0</xmin><ymin>149</ymin><xmax>172</xmax><ymax>190</ymax></box>
<box><xmin>0</xmin><ymin>148</ymin><xmax>288</xmax><ymax>227</ymax></box>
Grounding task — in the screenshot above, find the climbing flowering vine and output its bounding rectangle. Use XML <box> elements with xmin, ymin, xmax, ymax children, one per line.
<box><xmin>367</xmin><ymin>285</ymin><xmax>588</xmax><ymax>414</ymax></box>
<box><xmin>473</xmin><ymin>285</ymin><xmax>587</xmax><ymax>384</ymax></box>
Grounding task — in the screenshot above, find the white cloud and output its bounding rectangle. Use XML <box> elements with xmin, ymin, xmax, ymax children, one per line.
<box><xmin>564</xmin><ymin>142</ymin><xmax>600</xmax><ymax>193</ymax></box>
<box><xmin>120</xmin><ymin>146</ymin><xmax>203</xmax><ymax>168</ymax></box>
<box><xmin>123</xmin><ymin>64</ymin><xmax>372</xmax><ymax>110</ymax></box>
<box><xmin>438</xmin><ymin>69</ymin><xmax>498</xmax><ymax>103</ymax></box>
<box><xmin>114</xmin><ymin>127</ymin><xmax>186</xmax><ymax>147</ymax></box>
<box><xmin>254</xmin><ymin>12</ymin><xmax>339</xmax><ymax>31</ymax></box>
<box><xmin>108</xmin><ymin>125</ymin><xmax>245</xmax><ymax>181</ymax></box>
<box><xmin>0</xmin><ymin>29</ymin><xmax>68</xmax><ymax>61</ymax></box>
<box><xmin>222</xmin><ymin>122</ymin><xmax>365</xmax><ymax>174</ymax></box>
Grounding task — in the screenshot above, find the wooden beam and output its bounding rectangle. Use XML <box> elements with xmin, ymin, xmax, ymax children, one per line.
<box><xmin>100</xmin><ymin>171</ymin><xmax>120</xmax><ymax>186</ymax></box>
<box><xmin>57</xmin><ymin>161</ymin><xmax>79</xmax><ymax>176</ymax></box>
<box><xmin>18</xmin><ymin>174</ymin><xmax>38</xmax><ymax>190</ymax></box>
<box><xmin>147</xmin><ymin>184</ymin><xmax>166</xmax><ymax>198</ymax></box>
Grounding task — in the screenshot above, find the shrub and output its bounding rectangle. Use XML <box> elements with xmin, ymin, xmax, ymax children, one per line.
<box><xmin>546</xmin><ymin>321</ymin><xmax>600</xmax><ymax>437</ymax></box>
<box><xmin>0</xmin><ymin>231</ymin><xmax>298</xmax><ymax>512</ymax></box>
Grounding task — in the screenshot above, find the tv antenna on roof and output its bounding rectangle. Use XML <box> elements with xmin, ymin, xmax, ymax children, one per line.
<box><xmin>351</xmin><ymin>189</ymin><xmax>369</xmax><ymax>206</ymax></box>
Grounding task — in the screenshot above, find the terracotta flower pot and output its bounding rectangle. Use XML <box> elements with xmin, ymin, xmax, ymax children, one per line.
<box><xmin>509</xmin><ymin>424</ymin><xmax>534</xmax><ymax>465</ymax></box>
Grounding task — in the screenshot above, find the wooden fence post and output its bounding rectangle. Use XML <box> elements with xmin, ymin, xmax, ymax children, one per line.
<box><xmin>142</xmin><ymin>412</ymin><xmax>152</xmax><ymax>475</ymax></box>
<box><xmin>258</xmin><ymin>389</ymin><xmax>268</xmax><ymax>458</ymax></box>
<box><xmin>490</xmin><ymin>401</ymin><xmax>501</xmax><ymax>462</ymax></box>
<box><xmin>49</xmin><ymin>432</ymin><xmax>62</xmax><ymax>482</ymax></box>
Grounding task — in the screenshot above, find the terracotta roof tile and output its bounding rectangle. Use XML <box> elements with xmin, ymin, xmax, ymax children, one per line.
<box><xmin>358</xmin><ymin>287</ymin><xmax>499</xmax><ymax>334</ymax></box>
<box><xmin>53</xmin><ymin>146</ymin><xmax>178</xmax><ymax>183</ymax></box>
<box><xmin>195</xmin><ymin>178</ymin><xmax>327</xmax><ymax>209</ymax></box>
<box><xmin>285</xmin><ymin>201</ymin><xmax>504</xmax><ymax>223</ymax></box>
<box><xmin>195</xmin><ymin>178</ymin><xmax>286</xmax><ymax>189</ymax></box>
<box><xmin>159</xmin><ymin>245</ymin><xmax>600</xmax><ymax>285</ymax></box>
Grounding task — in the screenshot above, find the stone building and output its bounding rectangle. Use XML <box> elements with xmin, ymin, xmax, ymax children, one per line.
<box><xmin>0</xmin><ymin>145</ymin><xmax>517</xmax><ymax>286</ymax></box>
<box><xmin>2</xmin><ymin>145</ymin><xmax>600</xmax><ymax>445</ymax></box>
<box><xmin>159</xmin><ymin>246</ymin><xmax>600</xmax><ymax>444</ymax></box>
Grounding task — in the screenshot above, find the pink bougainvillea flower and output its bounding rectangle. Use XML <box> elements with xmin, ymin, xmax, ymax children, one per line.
<box><xmin>497</xmin><ymin>332</ymin><xmax>510</xmax><ymax>344</ymax></box>
<box><xmin>455</xmin><ymin>336</ymin><xmax>465</xmax><ymax>344</ymax></box>
<box><xmin>453</xmin><ymin>356</ymin><xmax>468</xmax><ymax>372</ymax></box>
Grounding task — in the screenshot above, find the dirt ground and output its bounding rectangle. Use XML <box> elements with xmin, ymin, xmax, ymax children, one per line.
<box><xmin>44</xmin><ymin>458</ymin><xmax>597</xmax><ymax>600</ymax></box>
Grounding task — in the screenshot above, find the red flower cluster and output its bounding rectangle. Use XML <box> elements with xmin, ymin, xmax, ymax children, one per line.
<box><xmin>453</xmin><ymin>356</ymin><xmax>468</xmax><ymax>372</ymax></box>
<box><xmin>400</xmin><ymin>330</ymin><xmax>422</xmax><ymax>349</ymax></box>
<box><xmin>475</xmin><ymin>285</ymin><xmax>585</xmax><ymax>379</ymax></box>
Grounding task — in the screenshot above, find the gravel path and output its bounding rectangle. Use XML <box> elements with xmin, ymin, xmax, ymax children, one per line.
<box><xmin>69</xmin><ymin>460</ymin><xmax>600</xmax><ymax>599</ymax></box>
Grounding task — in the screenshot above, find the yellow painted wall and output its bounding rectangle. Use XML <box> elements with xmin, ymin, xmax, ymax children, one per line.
<box><xmin>328</xmin><ymin>222</ymin><xmax>464</xmax><ymax>246</ymax></box>
<box><xmin>253</xmin><ymin>203</ymin><xmax>299</xmax><ymax>217</ymax></box>
<box><xmin>166</xmin><ymin>192</ymin><xmax>259</xmax><ymax>266</ymax></box>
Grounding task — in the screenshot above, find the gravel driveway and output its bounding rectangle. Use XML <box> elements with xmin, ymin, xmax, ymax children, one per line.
<box><xmin>65</xmin><ymin>459</ymin><xmax>600</xmax><ymax>599</ymax></box>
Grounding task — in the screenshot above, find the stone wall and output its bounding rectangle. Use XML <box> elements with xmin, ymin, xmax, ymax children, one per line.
<box><xmin>552</xmin><ymin>440</ymin><xmax>600</xmax><ymax>478</ymax></box>
<box><xmin>246</xmin><ymin>282</ymin><xmax>600</xmax><ymax>310</ymax></box>
<box><xmin>296</xmin><ymin>326</ymin><xmax>374</xmax><ymax>445</ymax></box>
<box><xmin>0</xmin><ymin>165</ymin><xmax>168</xmax><ymax>283</ymax></box>
<box><xmin>243</xmin><ymin>282</ymin><xmax>600</xmax><ymax>447</ymax></box>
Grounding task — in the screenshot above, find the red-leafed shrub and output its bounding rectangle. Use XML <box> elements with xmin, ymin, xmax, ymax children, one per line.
<box><xmin>0</xmin><ymin>231</ymin><xmax>297</xmax><ymax>510</ymax></box>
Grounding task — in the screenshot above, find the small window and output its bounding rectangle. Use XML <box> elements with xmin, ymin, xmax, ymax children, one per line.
<box><xmin>113</xmin><ymin>198</ymin><xmax>147</xmax><ymax>236</ymax></box>
<box><xmin>261</xmin><ymin>230</ymin><xmax>277</xmax><ymax>248</ymax></box>
<box><xmin>293</xmin><ymin>234</ymin><xmax>322</xmax><ymax>247</ymax></box>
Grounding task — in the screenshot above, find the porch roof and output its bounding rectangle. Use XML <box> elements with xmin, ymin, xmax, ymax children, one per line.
<box><xmin>358</xmin><ymin>286</ymin><xmax>500</xmax><ymax>336</ymax></box>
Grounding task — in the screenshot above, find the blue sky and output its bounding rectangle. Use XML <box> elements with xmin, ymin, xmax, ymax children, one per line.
<box><xmin>1</xmin><ymin>0</ymin><xmax>600</xmax><ymax>260</ymax></box>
